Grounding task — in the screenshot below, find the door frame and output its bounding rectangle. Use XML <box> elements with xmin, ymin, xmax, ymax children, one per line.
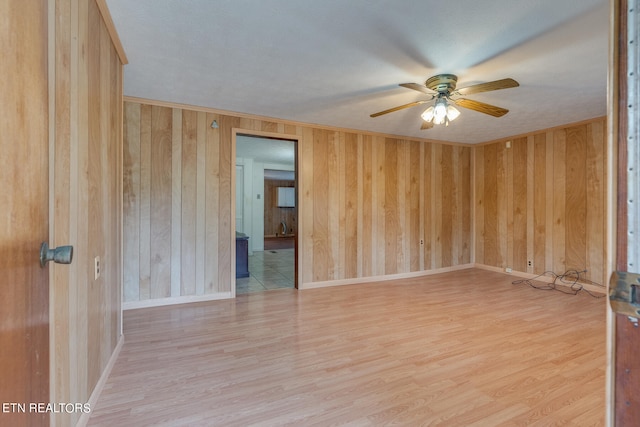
<box><xmin>231</xmin><ymin>128</ymin><xmax>301</xmax><ymax>295</ymax></box>
<box><xmin>607</xmin><ymin>0</ymin><xmax>640</xmax><ymax>424</ymax></box>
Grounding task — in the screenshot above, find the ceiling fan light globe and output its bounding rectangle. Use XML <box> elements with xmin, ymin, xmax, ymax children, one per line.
<box><xmin>446</xmin><ymin>105</ymin><xmax>461</xmax><ymax>121</ymax></box>
<box><xmin>433</xmin><ymin>101</ymin><xmax>447</xmax><ymax>122</ymax></box>
<box><xmin>421</xmin><ymin>106</ymin><xmax>435</xmax><ymax>122</ymax></box>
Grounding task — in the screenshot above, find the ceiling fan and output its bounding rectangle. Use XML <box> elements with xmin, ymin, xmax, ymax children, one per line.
<box><xmin>370</xmin><ymin>74</ymin><xmax>519</xmax><ymax>129</ymax></box>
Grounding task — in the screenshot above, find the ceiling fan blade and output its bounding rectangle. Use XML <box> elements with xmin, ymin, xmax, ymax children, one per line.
<box><xmin>454</xmin><ymin>98</ymin><xmax>509</xmax><ymax>117</ymax></box>
<box><xmin>399</xmin><ymin>83</ymin><xmax>434</xmax><ymax>95</ymax></box>
<box><xmin>420</xmin><ymin>121</ymin><xmax>434</xmax><ymax>130</ymax></box>
<box><xmin>370</xmin><ymin>100</ymin><xmax>428</xmax><ymax>117</ymax></box>
<box><xmin>454</xmin><ymin>78</ymin><xmax>519</xmax><ymax>96</ymax></box>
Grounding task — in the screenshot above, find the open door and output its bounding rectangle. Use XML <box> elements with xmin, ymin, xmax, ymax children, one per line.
<box><xmin>0</xmin><ymin>1</ymin><xmax>50</xmax><ymax>426</ymax></box>
<box><xmin>234</xmin><ymin>132</ymin><xmax>299</xmax><ymax>294</ymax></box>
<box><xmin>609</xmin><ymin>0</ymin><xmax>640</xmax><ymax>424</ymax></box>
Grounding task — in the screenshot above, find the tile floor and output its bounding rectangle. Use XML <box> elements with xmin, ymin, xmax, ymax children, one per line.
<box><xmin>236</xmin><ymin>248</ymin><xmax>295</xmax><ymax>294</ymax></box>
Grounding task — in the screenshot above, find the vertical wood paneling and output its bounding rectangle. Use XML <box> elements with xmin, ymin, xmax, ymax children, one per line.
<box><xmin>565</xmin><ymin>125</ymin><xmax>587</xmax><ymax>271</ymax></box>
<box><xmin>204</xmin><ymin>113</ymin><xmax>220</xmax><ymax>293</ymax></box>
<box><xmin>475</xmin><ymin>118</ymin><xmax>607</xmax><ymax>286</ymax></box>
<box><xmin>451</xmin><ymin>147</ymin><xmax>460</xmax><ymax>265</ymax></box>
<box><xmin>124</xmin><ymin>96</ymin><xmax>624</xmax><ymax>301</ymax></box>
<box><xmin>512</xmin><ymin>137</ymin><xmax>527</xmax><ymax>272</ymax></box>
<box><xmin>181</xmin><ymin>110</ymin><xmax>197</xmax><ymax>296</ymax></box>
<box><xmin>87</xmin><ymin>1</ymin><xmax>103</xmax><ymax>388</ymax></box>
<box><xmin>361</xmin><ymin>135</ymin><xmax>373</xmax><ymax>277</ymax></box>
<box><xmin>123</xmin><ymin>103</ymin><xmax>140</xmax><ymax>301</ymax></box>
<box><xmin>409</xmin><ymin>141</ymin><xmax>420</xmax><ymax>271</ymax></box>
<box><xmin>460</xmin><ymin>146</ymin><xmax>471</xmax><ymax>264</ymax></box>
<box><xmin>552</xmin><ymin>130</ymin><xmax>567</xmax><ymax>274</ymax></box>
<box><xmin>344</xmin><ymin>133</ymin><xmax>358</xmax><ymax>279</ymax></box>
<box><xmin>440</xmin><ymin>145</ymin><xmax>453</xmax><ymax>267</ymax></box>
<box><xmin>356</xmin><ymin>134</ymin><xmax>364</xmax><ymax>277</ymax></box>
<box><xmin>586</xmin><ymin>121</ymin><xmax>605</xmax><ymax>283</ymax></box>
<box><xmin>195</xmin><ymin>112</ymin><xmax>207</xmax><ymax>295</ymax></box>
<box><xmin>123</xmin><ymin>101</ymin><xmax>473</xmax><ymax>299</ymax></box>
<box><xmin>337</xmin><ymin>132</ymin><xmax>346</xmax><ymax>279</ymax></box>
<box><xmin>76</xmin><ymin>0</ymin><xmax>90</xmax><ymax>401</ymax></box>
<box><xmin>385</xmin><ymin>138</ymin><xmax>398</xmax><ymax>275</ymax></box>
<box><xmin>526</xmin><ymin>136</ymin><xmax>535</xmax><ymax>273</ymax></box>
<box><xmin>217</xmin><ymin>115</ymin><xmax>237</xmax><ymax>292</ymax></box>
<box><xmin>313</xmin><ymin>129</ymin><xmax>329</xmax><ymax>282</ymax></box>
<box><xmin>139</xmin><ymin>105</ymin><xmax>152</xmax><ymax>300</ymax></box>
<box><xmin>50</xmin><ymin>1</ymin><xmax>124</xmax><ymax>425</ymax></box>
<box><xmin>170</xmin><ymin>109</ymin><xmax>182</xmax><ymax>297</ymax></box>
<box><xmin>398</xmin><ymin>140</ymin><xmax>408</xmax><ymax>272</ymax></box>
<box><xmin>150</xmin><ymin>106</ymin><xmax>172</xmax><ymax>298</ymax></box>
<box><xmin>497</xmin><ymin>143</ymin><xmax>508</xmax><ymax>268</ymax></box>
<box><xmin>544</xmin><ymin>131</ymin><xmax>555</xmax><ymax>273</ymax></box>
<box><xmin>300</xmin><ymin>127</ymin><xmax>314</xmax><ymax>285</ymax></box>
<box><xmin>432</xmin><ymin>144</ymin><xmax>443</xmax><ymax>268</ymax></box>
<box><xmin>474</xmin><ymin>146</ymin><xmax>485</xmax><ymax>264</ymax></box>
<box><xmin>506</xmin><ymin>141</ymin><xmax>514</xmax><ymax>269</ymax></box>
<box><xmin>423</xmin><ymin>143</ymin><xmax>433</xmax><ymax>269</ymax></box>
<box><xmin>328</xmin><ymin>131</ymin><xmax>340</xmax><ymax>278</ymax></box>
<box><xmin>484</xmin><ymin>144</ymin><xmax>498</xmax><ymax>266</ymax></box>
<box><xmin>533</xmin><ymin>134</ymin><xmax>547</xmax><ymax>272</ymax></box>
<box><xmin>375</xmin><ymin>136</ymin><xmax>386</xmax><ymax>275</ymax></box>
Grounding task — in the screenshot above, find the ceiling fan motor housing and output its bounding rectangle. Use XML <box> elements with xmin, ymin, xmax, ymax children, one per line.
<box><xmin>426</xmin><ymin>74</ymin><xmax>458</xmax><ymax>94</ymax></box>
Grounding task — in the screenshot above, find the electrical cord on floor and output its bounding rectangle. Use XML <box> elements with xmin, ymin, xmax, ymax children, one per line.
<box><xmin>511</xmin><ymin>269</ymin><xmax>606</xmax><ymax>298</ymax></box>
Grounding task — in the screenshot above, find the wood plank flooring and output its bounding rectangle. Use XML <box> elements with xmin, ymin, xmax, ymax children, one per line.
<box><xmin>88</xmin><ymin>269</ymin><xmax>606</xmax><ymax>426</ymax></box>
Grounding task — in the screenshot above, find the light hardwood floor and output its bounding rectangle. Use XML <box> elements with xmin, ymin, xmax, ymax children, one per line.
<box><xmin>88</xmin><ymin>269</ymin><xmax>605</xmax><ymax>426</ymax></box>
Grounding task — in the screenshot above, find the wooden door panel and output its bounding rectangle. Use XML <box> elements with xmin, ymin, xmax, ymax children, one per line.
<box><xmin>0</xmin><ymin>1</ymin><xmax>50</xmax><ymax>426</ymax></box>
<box><xmin>613</xmin><ymin>0</ymin><xmax>640</xmax><ymax>424</ymax></box>
<box><xmin>615</xmin><ymin>313</ymin><xmax>640</xmax><ymax>425</ymax></box>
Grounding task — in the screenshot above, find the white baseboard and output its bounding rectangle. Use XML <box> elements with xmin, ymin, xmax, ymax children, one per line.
<box><xmin>299</xmin><ymin>264</ymin><xmax>475</xmax><ymax>289</ymax></box>
<box><xmin>75</xmin><ymin>334</ymin><xmax>124</xmax><ymax>427</ymax></box>
<box><xmin>123</xmin><ymin>292</ymin><xmax>233</xmax><ymax>310</ymax></box>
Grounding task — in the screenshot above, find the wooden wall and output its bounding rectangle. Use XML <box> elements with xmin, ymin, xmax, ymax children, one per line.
<box><xmin>264</xmin><ymin>179</ymin><xmax>296</xmax><ymax>236</ymax></box>
<box><xmin>123</xmin><ymin>104</ymin><xmax>233</xmax><ymax>301</ymax></box>
<box><xmin>50</xmin><ymin>1</ymin><xmax>123</xmax><ymax>426</ymax></box>
<box><xmin>474</xmin><ymin>117</ymin><xmax>607</xmax><ymax>286</ymax></box>
<box><xmin>123</xmin><ymin>100</ymin><xmax>472</xmax><ymax>302</ymax></box>
<box><xmin>301</xmin><ymin>131</ymin><xmax>472</xmax><ymax>284</ymax></box>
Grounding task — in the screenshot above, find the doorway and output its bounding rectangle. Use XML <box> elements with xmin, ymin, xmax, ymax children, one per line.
<box><xmin>234</xmin><ymin>133</ymin><xmax>297</xmax><ymax>294</ymax></box>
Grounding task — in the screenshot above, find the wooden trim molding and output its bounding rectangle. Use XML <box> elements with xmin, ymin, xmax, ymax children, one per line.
<box><xmin>75</xmin><ymin>335</ymin><xmax>124</xmax><ymax>427</ymax></box>
<box><xmin>95</xmin><ymin>0</ymin><xmax>128</xmax><ymax>64</ymax></box>
<box><xmin>300</xmin><ymin>264</ymin><xmax>474</xmax><ymax>289</ymax></box>
<box><xmin>124</xmin><ymin>95</ymin><xmax>473</xmax><ymax>147</ymax></box>
<box><xmin>122</xmin><ymin>292</ymin><xmax>233</xmax><ymax>310</ymax></box>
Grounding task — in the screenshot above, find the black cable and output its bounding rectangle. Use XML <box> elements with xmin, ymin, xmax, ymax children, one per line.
<box><xmin>511</xmin><ymin>269</ymin><xmax>606</xmax><ymax>298</ymax></box>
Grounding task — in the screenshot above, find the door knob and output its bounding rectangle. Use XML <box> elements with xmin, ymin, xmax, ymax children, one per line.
<box><xmin>40</xmin><ymin>242</ymin><xmax>73</xmax><ymax>267</ymax></box>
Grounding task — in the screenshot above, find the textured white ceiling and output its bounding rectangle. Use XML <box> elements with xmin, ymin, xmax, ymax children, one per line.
<box><xmin>106</xmin><ymin>0</ymin><xmax>609</xmax><ymax>144</ymax></box>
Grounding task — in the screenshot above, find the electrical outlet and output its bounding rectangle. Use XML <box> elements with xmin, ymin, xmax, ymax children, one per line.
<box><xmin>420</xmin><ymin>239</ymin><xmax>424</xmax><ymax>246</ymax></box>
<box><xmin>505</xmin><ymin>267</ymin><xmax>512</xmax><ymax>273</ymax></box>
<box><xmin>94</xmin><ymin>256</ymin><xmax>101</xmax><ymax>280</ymax></box>
<box><xmin>528</xmin><ymin>260</ymin><xmax>533</xmax><ymax>267</ymax></box>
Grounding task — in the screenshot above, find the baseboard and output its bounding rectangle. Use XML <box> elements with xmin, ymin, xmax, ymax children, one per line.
<box><xmin>299</xmin><ymin>264</ymin><xmax>474</xmax><ymax>289</ymax></box>
<box><xmin>75</xmin><ymin>334</ymin><xmax>124</xmax><ymax>427</ymax></box>
<box><xmin>123</xmin><ymin>291</ymin><xmax>233</xmax><ymax>310</ymax></box>
<box><xmin>473</xmin><ymin>263</ymin><xmax>607</xmax><ymax>295</ymax></box>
